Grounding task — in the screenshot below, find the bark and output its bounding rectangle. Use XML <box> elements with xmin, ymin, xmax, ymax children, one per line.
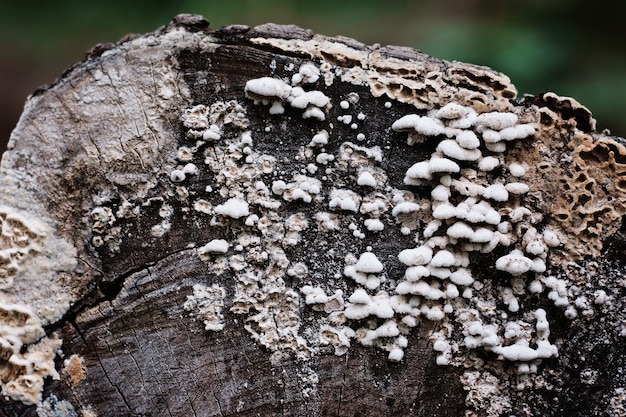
<box><xmin>0</xmin><ymin>14</ymin><xmax>624</xmax><ymax>417</ymax></box>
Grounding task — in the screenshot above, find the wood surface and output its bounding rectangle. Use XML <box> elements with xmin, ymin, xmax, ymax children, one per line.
<box><xmin>0</xmin><ymin>14</ymin><xmax>624</xmax><ymax>417</ymax></box>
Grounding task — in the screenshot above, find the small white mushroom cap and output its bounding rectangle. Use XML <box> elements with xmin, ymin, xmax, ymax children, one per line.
<box><xmin>300</xmin><ymin>286</ymin><xmax>329</xmax><ymax>305</ymax></box>
<box><xmin>214</xmin><ymin>198</ymin><xmax>250</xmax><ymax>219</ymax></box>
<box><xmin>432</xmin><ymin>339</ymin><xmax>450</xmax><ymax>352</ymax></box>
<box><xmin>423</xmin><ymin>219</ymin><xmax>442</xmax><ymax>238</ymax></box>
<box><xmin>203</xmin><ymin>124</ymin><xmax>222</xmax><ymax>140</ymax></box>
<box><xmin>449</xmin><ymin>268</ymin><xmax>474</xmax><ymax>286</ymax></box>
<box><xmin>404</xmin><ymin>265</ymin><xmax>431</xmax><ymax>281</ymax></box>
<box><xmin>485</xmin><ymin>141</ymin><xmax>507</xmax><ymax>153</ymax></box>
<box><xmin>170</xmin><ymin>169</ymin><xmax>186</xmax><ymax>182</ymax></box>
<box><xmin>364</xmin><ymin>218</ymin><xmax>384</xmax><ymax>232</ymax></box>
<box><xmin>452</xmin><ymin>178</ymin><xmax>485</xmax><ymax>197</ymax></box>
<box><xmin>481</xmin><ymin>129</ymin><xmax>502</xmax><ymax>143</ymax></box>
<box><xmin>475</xmin><ymin>111</ymin><xmax>518</xmax><ymax>131</ymax></box>
<box><xmin>392</xmin><ymin>115</ymin><xmax>446</xmax><ymax>136</ymax></box>
<box><xmin>491</xmin><ymin>344</ymin><xmax>539</xmax><ymax>361</ymax></box>
<box><xmin>427</xmin><ymin>265</ymin><xmax>453</xmax><ymax>279</ymax></box>
<box><xmin>526</xmin><ymin>238</ymin><xmax>548</xmax><ymax>256</ymax></box>
<box><xmin>425</xmin><ymin>306</ymin><xmax>445</xmax><ymax>321</ymax></box>
<box><xmin>430</xmin><ymin>250</ymin><xmax>456</xmax><ymax>267</ymax></box>
<box><xmin>183</xmin><ymin>163</ymin><xmax>198</xmax><ymax>175</ymax></box>
<box><xmin>391</xmin><ymin>114</ymin><xmax>422</xmax><ymax>131</ymax></box>
<box><xmin>495</xmin><ymin>249</ymin><xmax>534</xmax><ymax>275</ymax></box>
<box><xmin>531</xmin><ymin>257</ymin><xmax>547</xmax><ymax>273</ymax></box>
<box><xmin>329</xmin><ymin>189</ymin><xmax>361</xmax><ymax>212</ymax></box>
<box><xmin>269</xmin><ymin>101</ymin><xmax>285</xmax><ymax>115</ymax></box>
<box><xmin>542</xmin><ymin>229</ymin><xmax>561</xmax><ymax>247</ymax></box>
<box><xmin>528</xmin><ymin>280</ymin><xmax>543</xmax><ymax>293</ymax></box>
<box><xmin>429</xmin><ymin>156</ymin><xmax>461</xmax><ymax>173</ymax></box>
<box><xmin>355</xmin><ymin>252</ymin><xmax>384</xmax><ymax>273</ymax></box>
<box><xmin>344</xmin><ymin>304</ymin><xmax>371</xmax><ymax>320</ymax></box>
<box><xmin>433</xmin><ymin>102</ymin><xmax>473</xmax><ymax>120</ymax></box>
<box><xmin>432</xmin><ymin>202</ymin><xmax>459</xmax><ymax>220</ymax></box>
<box><xmin>289</xmin><ymin>90</ymin><xmax>331</xmax><ymax>109</ymax></box>
<box><xmin>388</xmin><ymin>347</ymin><xmax>404</xmax><ymax>362</ymax></box>
<box><xmin>245</xmin><ymin>77</ymin><xmax>292</xmax><ymax>99</ymax></box>
<box><xmin>198</xmin><ymin>239</ymin><xmax>229</xmax><ymax>254</ymax></box>
<box><xmin>371</xmin><ymin>293</ymin><xmax>395</xmax><ymax>318</ymax></box>
<box><xmin>455</xmin><ymin>130</ymin><xmax>481</xmax><ymax>149</ymax></box>
<box><xmin>508</xmin><ymin>163</ymin><xmax>526</xmax><ymax>177</ymax></box>
<box><xmin>437</xmin><ymin>139</ymin><xmax>482</xmax><ymax>161</ymax></box>
<box><xmin>375</xmin><ymin>320</ymin><xmax>400</xmax><ymax>338</ymax></box>
<box><xmin>469</xmin><ymin>227</ymin><xmax>494</xmax><ymax>243</ymax></box>
<box><xmin>357</xmin><ymin>171</ymin><xmax>377</xmax><ymax>187</ymax></box>
<box><xmin>505</xmin><ymin>182</ymin><xmax>530</xmax><ymax>194</ymax></box>
<box><xmin>405</xmin><ymin>161</ymin><xmax>432</xmax><ymax>180</ymax></box>
<box><xmin>482</xmin><ymin>184</ymin><xmax>509</xmax><ymax>202</ymax></box>
<box><xmin>447</xmin><ymin>221</ymin><xmax>474</xmax><ymax>240</ymax></box>
<box><xmin>484</xmin><ymin>208</ymin><xmax>502</xmax><ymax>225</ymax></box>
<box><xmin>302</xmin><ymin>107</ymin><xmax>326</xmax><ymax>120</ymax></box>
<box><xmin>499</xmin><ymin>124</ymin><xmax>536</xmax><ymax>141</ymax></box>
<box><xmin>392</xmin><ymin>201</ymin><xmax>421</xmax><ymax>217</ymax></box>
<box><xmin>398</xmin><ymin>245</ymin><xmax>433</xmax><ymax>266</ymax></box>
<box><xmin>478</xmin><ymin>156</ymin><xmax>501</xmax><ymax>171</ymax></box>
<box><xmin>431</xmin><ymin>185</ymin><xmax>451</xmax><ymax>201</ymax></box>
<box><xmin>291</xmin><ymin>63</ymin><xmax>320</xmax><ymax>85</ymax></box>
<box><xmin>309</xmin><ymin>130</ymin><xmax>329</xmax><ymax>147</ymax></box>
<box><xmin>348</xmin><ymin>288</ymin><xmax>371</xmax><ymax>304</ymax></box>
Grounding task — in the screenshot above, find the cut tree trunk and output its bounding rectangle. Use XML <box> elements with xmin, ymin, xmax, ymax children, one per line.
<box><xmin>0</xmin><ymin>14</ymin><xmax>624</xmax><ymax>417</ymax></box>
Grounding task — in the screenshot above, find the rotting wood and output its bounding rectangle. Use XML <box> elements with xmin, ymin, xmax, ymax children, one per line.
<box><xmin>0</xmin><ymin>14</ymin><xmax>624</xmax><ymax>417</ymax></box>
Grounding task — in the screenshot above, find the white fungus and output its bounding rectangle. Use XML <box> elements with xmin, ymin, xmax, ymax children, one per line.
<box><xmin>405</xmin><ymin>161</ymin><xmax>432</xmax><ymax>181</ymax></box>
<box><xmin>430</xmin><ymin>250</ymin><xmax>456</xmax><ymax>267</ymax></box>
<box><xmin>214</xmin><ymin>198</ymin><xmax>250</xmax><ymax>219</ymax></box>
<box><xmin>291</xmin><ymin>63</ymin><xmax>320</xmax><ymax>85</ymax></box>
<box><xmin>364</xmin><ymin>218</ymin><xmax>384</xmax><ymax>232</ymax></box>
<box><xmin>508</xmin><ymin>163</ymin><xmax>526</xmax><ymax>177</ymax></box>
<box><xmin>289</xmin><ymin>90</ymin><xmax>331</xmax><ymax>110</ymax></box>
<box><xmin>391</xmin><ymin>114</ymin><xmax>446</xmax><ymax>136</ymax></box>
<box><xmin>245</xmin><ymin>77</ymin><xmax>292</xmax><ymax>100</ymax></box>
<box><xmin>309</xmin><ymin>130</ymin><xmax>329</xmax><ymax>147</ymax></box>
<box><xmin>357</xmin><ymin>172</ymin><xmax>377</xmax><ymax>187</ymax></box>
<box><xmin>482</xmin><ymin>184</ymin><xmax>509</xmax><ymax>202</ymax></box>
<box><xmin>355</xmin><ymin>252</ymin><xmax>384</xmax><ymax>273</ymax></box>
<box><xmin>198</xmin><ymin>239</ymin><xmax>229</xmax><ymax>254</ymax></box>
<box><xmin>170</xmin><ymin>169</ymin><xmax>186</xmax><ymax>182</ymax></box>
<box><xmin>475</xmin><ymin>111</ymin><xmax>518</xmax><ymax>131</ymax></box>
<box><xmin>429</xmin><ymin>156</ymin><xmax>461</xmax><ymax>173</ymax></box>
<box><xmin>505</xmin><ymin>182</ymin><xmax>530</xmax><ymax>195</ymax></box>
<box><xmin>436</xmin><ymin>140</ymin><xmax>482</xmax><ymax>161</ymax></box>
<box><xmin>478</xmin><ymin>156</ymin><xmax>501</xmax><ymax>172</ymax></box>
<box><xmin>398</xmin><ymin>246</ymin><xmax>433</xmax><ymax>266</ymax></box>
<box><xmin>495</xmin><ymin>250</ymin><xmax>534</xmax><ymax>276</ymax></box>
<box><xmin>455</xmin><ymin>130</ymin><xmax>481</xmax><ymax>149</ymax></box>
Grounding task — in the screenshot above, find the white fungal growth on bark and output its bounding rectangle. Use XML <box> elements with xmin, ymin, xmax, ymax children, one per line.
<box><xmin>5</xmin><ymin>24</ymin><xmax>619</xmax><ymax>414</ymax></box>
<box><xmin>160</xmin><ymin>51</ymin><xmax>585</xmax><ymax>410</ymax></box>
<box><xmin>184</xmin><ymin>284</ymin><xmax>227</xmax><ymax>331</ymax></box>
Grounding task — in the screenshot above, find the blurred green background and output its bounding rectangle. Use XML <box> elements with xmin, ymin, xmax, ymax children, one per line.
<box><xmin>2</xmin><ymin>0</ymin><xmax>625</xmax><ymax>150</ymax></box>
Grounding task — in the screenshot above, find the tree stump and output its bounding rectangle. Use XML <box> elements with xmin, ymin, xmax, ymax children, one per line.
<box><xmin>0</xmin><ymin>14</ymin><xmax>624</xmax><ymax>417</ymax></box>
